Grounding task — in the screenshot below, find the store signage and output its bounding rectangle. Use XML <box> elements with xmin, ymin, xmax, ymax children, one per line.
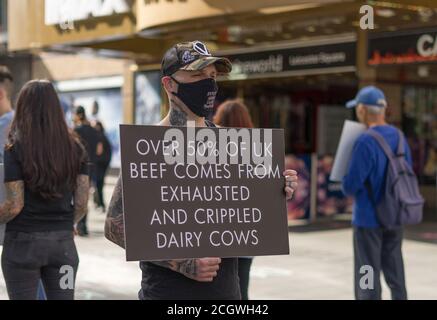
<box><xmin>44</xmin><ymin>0</ymin><xmax>130</xmax><ymax>26</ymax></box>
<box><xmin>224</xmin><ymin>42</ymin><xmax>356</xmax><ymax>78</ymax></box>
<box><xmin>417</xmin><ymin>34</ymin><xmax>437</xmax><ymax>57</ymax></box>
<box><xmin>120</xmin><ymin>125</ymin><xmax>289</xmax><ymax>261</ymax></box>
<box><xmin>368</xmin><ymin>29</ymin><xmax>437</xmax><ymax>65</ymax></box>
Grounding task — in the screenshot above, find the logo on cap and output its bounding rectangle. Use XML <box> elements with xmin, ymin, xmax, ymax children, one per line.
<box><xmin>182</xmin><ymin>51</ymin><xmax>196</xmax><ymax>64</ymax></box>
<box><xmin>192</xmin><ymin>41</ymin><xmax>211</xmax><ymax>56</ymax></box>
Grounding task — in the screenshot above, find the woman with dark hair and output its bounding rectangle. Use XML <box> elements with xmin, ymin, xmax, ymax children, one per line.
<box><xmin>0</xmin><ymin>80</ymin><xmax>89</xmax><ymax>300</ymax></box>
<box><xmin>213</xmin><ymin>99</ymin><xmax>254</xmax><ymax>300</ymax></box>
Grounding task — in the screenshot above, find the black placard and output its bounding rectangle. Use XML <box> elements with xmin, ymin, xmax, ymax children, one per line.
<box><xmin>120</xmin><ymin>125</ymin><xmax>289</xmax><ymax>261</ymax></box>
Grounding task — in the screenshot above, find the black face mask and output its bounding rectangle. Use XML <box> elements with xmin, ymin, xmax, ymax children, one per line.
<box><xmin>171</xmin><ymin>77</ymin><xmax>218</xmax><ymax>117</ymax></box>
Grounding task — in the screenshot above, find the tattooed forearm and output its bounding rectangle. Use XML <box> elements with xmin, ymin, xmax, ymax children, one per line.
<box><xmin>0</xmin><ymin>181</ymin><xmax>24</xmax><ymax>224</ymax></box>
<box><xmin>172</xmin><ymin>259</ymin><xmax>197</xmax><ymax>276</ymax></box>
<box><xmin>74</xmin><ymin>174</ymin><xmax>89</xmax><ymax>224</ymax></box>
<box><xmin>151</xmin><ymin>259</ymin><xmax>198</xmax><ymax>278</ymax></box>
<box><xmin>169</xmin><ymin>102</ymin><xmax>188</xmax><ymax>126</ymax></box>
<box><xmin>104</xmin><ymin>176</ymin><xmax>126</xmax><ymax>248</ymax></box>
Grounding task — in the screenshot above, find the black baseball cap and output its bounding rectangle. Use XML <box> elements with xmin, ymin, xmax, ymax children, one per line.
<box><xmin>161</xmin><ymin>41</ymin><xmax>232</xmax><ymax>77</ymax></box>
<box><xmin>75</xmin><ymin>106</ymin><xmax>86</xmax><ymax>116</ymax></box>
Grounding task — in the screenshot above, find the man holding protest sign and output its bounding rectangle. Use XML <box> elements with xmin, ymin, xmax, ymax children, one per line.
<box><xmin>104</xmin><ymin>41</ymin><xmax>298</xmax><ymax>300</ymax></box>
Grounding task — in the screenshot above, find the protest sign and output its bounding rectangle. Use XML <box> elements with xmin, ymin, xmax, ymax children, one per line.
<box><xmin>120</xmin><ymin>124</ymin><xmax>289</xmax><ymax>261</ymax></box>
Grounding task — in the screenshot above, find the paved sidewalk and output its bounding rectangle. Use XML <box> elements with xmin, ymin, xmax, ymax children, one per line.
<box><xmin>1</xmin><ymin>177</ymin><xmax>436</xmax><ymax>300</ymax></box>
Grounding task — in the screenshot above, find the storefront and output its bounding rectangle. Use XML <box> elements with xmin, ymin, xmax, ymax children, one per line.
<box><xmin>0</xmin><ymin>0</ymin><xmax>6</xmax><ymax>49</ymax></box>
<box><xmin>7</xmin><ymin>0</ymin><xmax>137</xmax><ymax>169</ymax></box>
<box><xmin>0</xmin><ymin>0</ymin><xmax>32</xmax><ymax>100</ymax></box>
<box><xmin>127</xmin><ymin>0</ymin><xmax>437</xmax><ymax>222</ymax></box>
<box><xmin>368</xmin><ymin>27</ymin><xmax>437</xmax><ymax>218</ymax></box>
<box><xmin>128</xmin><ymin>36</ymin><xmax>360</xmax><ymax>223</ymax></box>
<box><xmin>6</xmin><ymin>0</ymin><xmax>437</xmax><ymax>221</ymax></box>
<box><xmin>133</xmin><ymin>67</ymin><xmax>163</xmax><ymax>125</ymax></box>
<box><xmin>211</xmin><ymin>37</ymin><xmax>358</xmax><ymax>222</ymax></box>
<box><xmin>54</xmin><ymin>76</ymin><xmax>124</xmax><ymax>168</ymax></box>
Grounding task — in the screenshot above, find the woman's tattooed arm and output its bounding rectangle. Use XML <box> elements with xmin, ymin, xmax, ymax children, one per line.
<box><xmin>74</xmin><ymin>174</ymin><xmax>89</xmax><ymax>224</ymax></box>
<box><xmin>0</xmin><ymin>181</ymin><xmax>24</xmax><ymax>224</ymax></box>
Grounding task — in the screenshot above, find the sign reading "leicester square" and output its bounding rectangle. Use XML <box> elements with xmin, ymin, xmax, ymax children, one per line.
<box><xmin>120</xmin><ymin>124</ymin><xmax>289</xmax><ymax>261</ymax></box>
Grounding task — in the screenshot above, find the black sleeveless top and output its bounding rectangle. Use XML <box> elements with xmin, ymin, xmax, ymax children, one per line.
<box><xmin>138</xmin><ymin>120</ymin><xmax>240</xmax><ymax>300</ymax></box>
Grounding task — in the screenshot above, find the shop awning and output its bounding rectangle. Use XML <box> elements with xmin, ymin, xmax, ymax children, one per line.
<box><xmin>8</xmin><ymin>0</ymin><xmax>437</xmax><ymax>63</ymax></box>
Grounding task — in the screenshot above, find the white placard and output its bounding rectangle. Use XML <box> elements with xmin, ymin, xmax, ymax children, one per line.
<box><xmin>330</xmin><ymin>120</ymin><xmax>367</xmax><ymax>182</ymax></box>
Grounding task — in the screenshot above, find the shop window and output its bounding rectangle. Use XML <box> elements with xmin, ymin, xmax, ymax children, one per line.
<box><xmin>60</xmin><ymin>89</ymin><xmax>123</xmax><ymax>168</ymax></box>
<box><xmin>0</xmin><ymin>0</ymin><xmax>7</xmax><ymax>42</ymax></box>
<box><xmin>134</xmin><ymin>70</ymin><xmax>162</xmax><ymax>125</ymax></box>
<box><xmin>402</xmin><ymin>86</ymin><xmax>437</xmax><ymax>184</ymax></box>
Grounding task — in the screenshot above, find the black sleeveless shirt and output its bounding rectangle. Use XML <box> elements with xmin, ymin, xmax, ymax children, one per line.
<box><xmin>138</xmin><ymin>120</ymin><xmax>240</xmax><ymax>300</ymax></box>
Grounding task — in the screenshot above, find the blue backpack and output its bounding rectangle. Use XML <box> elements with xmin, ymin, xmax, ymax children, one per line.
<box><xmin>366</xmin><ymin>129</ymin><xmax>424</xmax><ymax>229</ymax></box>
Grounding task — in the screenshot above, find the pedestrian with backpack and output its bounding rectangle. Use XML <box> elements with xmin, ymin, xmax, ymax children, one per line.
<box><xmin>342</xmin><ymin>86</ymin><xmax>424</xmax><ymax>300</ymax></box>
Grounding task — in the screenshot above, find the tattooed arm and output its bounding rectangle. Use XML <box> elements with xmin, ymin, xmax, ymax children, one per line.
<box><xmin>74</xmin><ymin>174</ymin><xmax>90</xmax><ymax>224</ymax></box>
<box><xmin>151</xmin><ymin>258</ymin><xmax>221</xmax><ymax>282</ymax></box>
<box><xmin>0</xmin><ymin>181</ymin><xmax>24</xmax><ymax>224</ymax></box>
<box><xmin>104</xmin><ymin>176</ymin><xmax>126</xmax><ymax>248</ymax></box>
<box><xmin>105</xmin><ymin>178</ymin><xmax>220</xmax><ymax>281</ymax></box>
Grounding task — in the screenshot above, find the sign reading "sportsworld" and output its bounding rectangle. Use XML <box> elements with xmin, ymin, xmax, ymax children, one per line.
<box><xmin>222</xmin><ymin>40</ymin><xmax>356</xmax><ymax>80</ymax></box>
